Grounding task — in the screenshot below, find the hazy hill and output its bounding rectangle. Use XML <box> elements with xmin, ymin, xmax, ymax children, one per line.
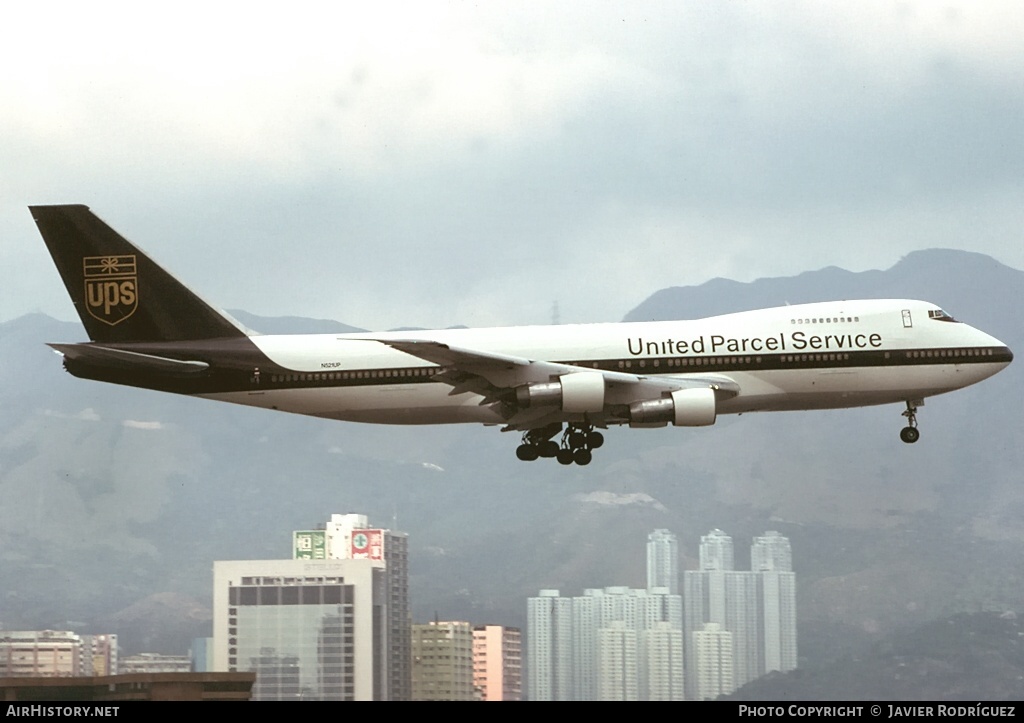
<box><xmin>226</xmin><ymin>310</ymin><xmax>365</xmax><ymax>335</ymax></box>
<box><xmin>725</xmin><ymin>611</ymin><xmax>1024</xmax><ymax>701</ymax></box>
<box><xmin>0</xmin><ymin>249</ymin><xmax>1021</xmax><ymax>669</ymax></box>
<box><xmin>626</xmin><ymin>249</ymin><xmax>1017</xmax><ymax>332</ymax></box>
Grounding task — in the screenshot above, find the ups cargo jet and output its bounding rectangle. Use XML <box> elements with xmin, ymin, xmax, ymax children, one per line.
<box><xmin>31</xmin><ymin>205</ymin><xmax>1013</xmax><ymax>465</ymax></box>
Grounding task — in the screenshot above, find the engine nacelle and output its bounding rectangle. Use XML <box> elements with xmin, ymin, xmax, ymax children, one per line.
<box><xmin>515</xmin><ymin>371</ymin><xmax>606</xmax><ymax>413</ymax></box>
<box><xmin>628</xmin><ymin>387</ymin><xmax>717</xmax><ymax>427</ymax></box>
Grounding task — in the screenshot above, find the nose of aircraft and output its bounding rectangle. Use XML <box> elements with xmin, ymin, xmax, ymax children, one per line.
<box><xmin>983</xmin><ymin>330</ymin><xmax>1013</xmax><ymax>368</ymax></box>
<box><xmin>963</xmin><ymin>323</ymin><xmax>1013</xmax><ymax>377</ymax></box>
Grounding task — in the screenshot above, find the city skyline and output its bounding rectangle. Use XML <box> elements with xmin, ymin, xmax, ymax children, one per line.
<box><xmin>2</xmin><ymin>524</ymin><xmax>794</xmax><ymax>701</ymax></box>
<box><xmin>530</xmin><ymin>528</ymin><xmax>797</xmax><ymax>701</ymax></box>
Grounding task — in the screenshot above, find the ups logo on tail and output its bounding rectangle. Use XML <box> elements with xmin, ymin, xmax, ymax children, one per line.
<box><xmin>83</xmin><ymin>255</ymin><xmax>138</xmax><ymax>325</ymax></box>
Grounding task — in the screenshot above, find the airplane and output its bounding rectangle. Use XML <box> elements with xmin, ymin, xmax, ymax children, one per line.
<box><xmin>31</xmin><ymin>204</ymin><xmax>1013</xmax><ymax>465</ymax></box>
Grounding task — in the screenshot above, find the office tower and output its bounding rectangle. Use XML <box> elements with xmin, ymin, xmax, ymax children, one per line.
<box><xmin>647</xmin><ymin>529</ymin><xmax>679</xmax><ymax>594</ymax></box>
<box><xmin>411</xmin><ymin>621</ymin><xmax>474</xmax><ymax>700</ymax></box>
<box><xmin>472</xmin><ymin>625</ymin><xmax>522</xmax><ymax>701</ymax></box>
<box><xmin>752</xmin><ymin>532</ymin><xmax>797</xmax><ymax>674</ymax></box>
<box><xmin>213</xmin><ymin>555</ymin><xmax>394</xmax><ymax>700</ymax></box>
<box><xmin>294</xmin><ymin>513</ymin><xmax>411</xmax><ymax>701</ymax></box>
<box><xmin>643</xmin><ymin>621</ymin><xmax>684</xmax><ymax>701</ymax></box>
<box><xmin>527</xmin><ymin>590</ymin><xmax>573</xmax><ymax>701</ymax></box>
<box><xmin>0</xmin><ymin>631</ymin><xmax>81</xmax><ymax>677</ymax></box>
<box><xmin>693</xmin><ymin>622</ymin><xmax>734</xmax><ymax>700</ymax></box>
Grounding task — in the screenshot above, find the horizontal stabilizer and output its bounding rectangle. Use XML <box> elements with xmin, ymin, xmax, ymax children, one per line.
<box><xmin>48</xmin><ymin>343</ymin><xmax>210</xmax><ymax>375</ymax></box>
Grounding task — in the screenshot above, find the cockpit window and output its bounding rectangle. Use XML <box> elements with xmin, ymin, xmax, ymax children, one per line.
<box><xmin>928</xmin><ymin>309</ymin><xmax>959</xmax><ymax>323</ymax></box>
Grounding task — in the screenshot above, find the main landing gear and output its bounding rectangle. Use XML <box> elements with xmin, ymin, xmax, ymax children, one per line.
<box><xmin>899</xmin><ymin>399</ymin><xmax>922</xmax><ymax>444</ymax></box>
<box><xmin>516</xmin><ymin>423</ymin><xmax>605</xmax><ymax>465</ymax></box>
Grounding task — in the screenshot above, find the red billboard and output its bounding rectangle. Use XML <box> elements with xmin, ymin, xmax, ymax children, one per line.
<box><xmin>351</xmin><ymin>529</ymin><xmax>384</xmax><ymax>560</ymax></box>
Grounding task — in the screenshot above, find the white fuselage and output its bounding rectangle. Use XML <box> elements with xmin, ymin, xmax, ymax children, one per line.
<box><xmin>196</xmin><ymin>299</ymin><xmax>1011</xmax><ymax>427</ymax></box>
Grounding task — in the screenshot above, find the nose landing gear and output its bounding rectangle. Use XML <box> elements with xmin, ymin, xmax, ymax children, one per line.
<box><xmin>900</xmin><ymin>400</ymin><xmax>922</xmax><ymax>444</ymax></box>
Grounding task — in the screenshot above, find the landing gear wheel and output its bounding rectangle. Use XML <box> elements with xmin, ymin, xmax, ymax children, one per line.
<box><xmin>517</xmin><ymin>423</ymin><xmax>563</xmax><ymax>461</ymax></box>
<box><xmin>900</xmin><ymin>426</ymin><xmax>920</xmax><ymax>444</ymax></box>
<box><xmin>589</xmin><ymin>432</ymin><xmax>604</xmax><ymax>449</ymax></box>
<box><xmin>899</xmin><ymin>400</ymin><xmax>922</xmax><ymax>445</ymax></box>
<box><xmin>539</xmin><ymin>440</ymin><xmax>559</xmax><ymax>458</ymax></box>
<box><xmin>573</xmin><ymin>449</ymin><xmax>592</xmax><ymax>466</ymax></box>
<box><xmin>516</xmin><ymin>444</ymin><xmax>539</xmax><ymax>461</ymax></box>
<box><xmin>556</xmin><ymin>448</ymin><xmax>575</xmax><ymax>465</ymax></box>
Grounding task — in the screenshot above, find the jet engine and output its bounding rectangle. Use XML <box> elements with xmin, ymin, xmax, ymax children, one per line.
<box><xmin>515</xmin><ymin>371</ymin><xmax>605</xmax><ymax>413</ymax></box>
<box><xmin>628</xmin><ymin>387</ymin><xmax>717</xmax><ymax>426</ymax></box>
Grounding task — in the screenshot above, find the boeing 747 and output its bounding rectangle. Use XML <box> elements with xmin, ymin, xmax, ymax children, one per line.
<box><xmin>31</xmin><ymin>205</ymin><xmax>1013</xmax><ymax>465</ymax></box>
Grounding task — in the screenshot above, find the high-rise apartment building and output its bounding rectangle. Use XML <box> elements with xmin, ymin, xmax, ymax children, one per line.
<box><xmin>529</xmin><ymin>572</ymin><xmax>684</xmax><ymax>700</ymax></box>
<box><xmin>412</xmin><ymin>621</ymin><xmax>474</xmax><ymax>700</ymax></box>
<box><xmin>685</xmin><ymin>529</ymin><xmax>735</xmax><ymax>697</ymax></box>
<box><xmin>527</xmin><ymin>590</ymin><xmax>573</xmax><ymax>701</ymax></box>
<box><xmin>683</xmin><ymin>529</ymin><xmax>797</xmax><ymax>698</ymax></box>
<box><xmin>752</xmin><ymin>530</ymin><xmax>792</xmax><ymax>572</ymax></box>
<box><xmin>529</xmin><ymin>529</ymin><xmax>793</xmax><ymax>701</ymax></box>
<box><xmin>598</xmin><ymin>621</ymin><xmax>638</xmax><ymax>701</ymax></box>
<box><xmin>647</xmin><ymin>529</ymin><xmax>679</xmax><ymax>594</ymax></box>
<box><xmin>752</xmin><ymin>531</ymin><xmax>797</xmax><ymax>674</ymax></box>
<box><xmin>643</xmin><ymin>621</ymin><xmax>684</xmax><ymax>701</ymax></box>
<box><xmin>472</xmin><ymin>625</ymin><xmax>522</xmax><ymax>701</ymax></box>
<box><xmin>693</xmin><ymin>622</ymin><xmax>734</xmax><ymax>700</ymax></box>
<box><xmin>700</xmin><ymin>528</ymin><xmax>735</xmax><ymax>571</ymax></box>
<box><xmin>572</xmin><ymin>586</ymin><xmax>682</xmax><ymax>700</ymax></box>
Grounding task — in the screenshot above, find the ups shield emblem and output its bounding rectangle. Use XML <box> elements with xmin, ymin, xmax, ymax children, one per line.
<box><xmin>83</xmin><ymin>255</ymin><xmax>138</xmax><ymax>326</ymax></box>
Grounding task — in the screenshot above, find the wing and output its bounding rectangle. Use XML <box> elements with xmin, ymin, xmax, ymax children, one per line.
<box><xmin>373</xmin><ymin>339</ymin><xmax>740</xmax><ymax>430</ymax></box>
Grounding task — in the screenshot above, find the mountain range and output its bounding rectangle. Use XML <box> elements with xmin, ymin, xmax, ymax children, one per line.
<box><xmin>1</xmin><ymin>248</ymin><xmax>1021</xmax><ymax>685</ymax></box>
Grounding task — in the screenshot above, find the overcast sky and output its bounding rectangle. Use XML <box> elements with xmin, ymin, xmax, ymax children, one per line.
<box><xmin>3</xmin><ymin>1</ymin><xmax>1022</xmax><ymax>331</ymax></box>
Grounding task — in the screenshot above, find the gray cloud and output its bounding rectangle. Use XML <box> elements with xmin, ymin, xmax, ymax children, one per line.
<box><xmin>3</xmin><ymin>2</ymin><xmax>1021</xmax><ymax>330</ymax></box>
